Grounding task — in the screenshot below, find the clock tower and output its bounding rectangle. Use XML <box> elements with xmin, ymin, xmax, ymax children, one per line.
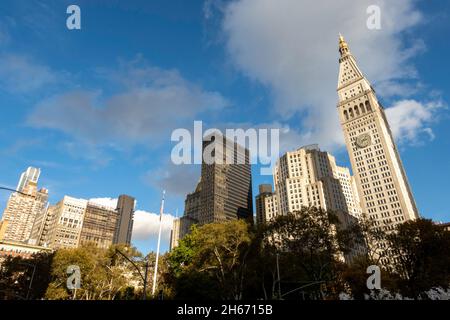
<box><xmin>336</xmin><ymin>34</ymin><xmax>419</xmax><ymax>232</ymax></box>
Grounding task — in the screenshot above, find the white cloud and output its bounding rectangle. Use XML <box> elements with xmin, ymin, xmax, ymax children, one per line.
<box><xmin>0</xmin><ymin>54</ymin><xmax>59</xmax><ymax>93</ymax></box>
<box><xmin>28</xmin><ymin>59</ymin><xmax>228</xmax><ymax>147</ymax></box>
<box><xmin>131</xmin><ymin>210</ymin><xmax>175</xmax><ymax>243</ymax></box>
<box><xmin>89</xmin><ymin>197</ymin><xmax>118</xmax><ymax>208</ymax></box>
<box><xmin>385</xmin><ymin>99</ymin><xmax>445</xmax><ymax>145</ymax></box>
<box><xmin>218</xmin><ymin>0</ymin><xmax>427</xmax><ymax>149</ymax></box>
<box><xmin>89</xmin><ymin>197</ymin><xmax>175</xmax><ymax>243</ymax></box>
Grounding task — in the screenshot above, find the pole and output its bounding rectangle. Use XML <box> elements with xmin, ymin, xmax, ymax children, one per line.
<box><xmin>142</xmin><ymin>260</ymin><xmax>149</xmax><ymax>300</ymax></box>
<box><xmin>114</xmin><ymin>249</ymin><xmax>147</xmax><ymax>300</ymax></box>
<box><xmin>276</xmin><ymin>253</ymin><xmax>281</xmax><ymax>299</ymax></box>
<box><xmin>152</xmin><ymin>190</ymin><xmax>165</xmax><ymax>296</ymax></box>
<box><xmin>26</xmin><ymin>264</ymin><xmax>37</xmax><ymax>300</ymax></box>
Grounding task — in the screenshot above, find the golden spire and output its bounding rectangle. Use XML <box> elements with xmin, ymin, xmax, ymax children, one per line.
<box><xmin>338</xmin><ymin>33</ymin><xmax>349</xmax><ymax>56</ymax></box>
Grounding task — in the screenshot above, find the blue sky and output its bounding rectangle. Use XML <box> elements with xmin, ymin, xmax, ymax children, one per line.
<box><xmin>0</xmin><ymin>0</ymin><xmax>449</xmax><ymax>255</ymax></box>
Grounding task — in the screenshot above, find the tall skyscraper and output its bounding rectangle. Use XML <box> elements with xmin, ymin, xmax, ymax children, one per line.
<box><xmin>267</xmin><ymin>145</ymin><xmax>360</xmax><ymax>228</ymax></box>
<box><xmin>171</xmin><ymin>133</ymin><xmax>253</xmax><ymax>249</ymax></box>
<box><xmin>259</xmin><ymin>145</ymin><xmax>364</xmax><ymax>262</ymax></box>
<box><xmin>336</xmin><ymin>35</ymin><xmax>419</xmax><ymax>232</ymax></box>
<box><xmin>0</xmin><ymin>167</ymin><xmax>48</xmax><ymax>243</ymax></box>
<box><xmin>198</xmin><ymin>134</ymin><xmax>253</xmax><ymax>224</ymax></box>
<box><xmin>113</xmin><ymin>195</ymin><xmax>135</xmax><ymax>245</ymax></box>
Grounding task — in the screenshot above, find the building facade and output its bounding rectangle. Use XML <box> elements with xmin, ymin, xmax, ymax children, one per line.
<box><xmin>113</xmin><ymin>195</ymin><xmax>135</xmax><ymax>246</ymax></box>
<box><xmin>79</xmin><ymin>202</ymin><xmax>119</xmax><ymax>249</ymax></box>
<box><xmin>336</xmin><ymin>35</ymin><xmax>419</xmax><ymax>232</ymax></box>
<box><xmin>0</xmin><ymin>240</ymin><xmax>52</xmax><ymax>262</ymax></box>
<box><xmin>39</xmin><ymin>195</ymin><xmax>135</xmax><ymax>249</ymax></box>
<box><xmin>0</xmin><ymin>167</ymin><xmax>135</xmax><ymax>250</ymax></box>
<box><xmin>171</xmin><ymin>133</ymin><xmax>253</xmax><ymax>249</ymax></box>
<box><xmin>255</xmin><ymin>184</ymin><xmax>276</xmax><ymax>225</ymax></box>
<box><xmin>268</xmin><ymin>145</ymin><xmax>361</xmax><ymax>224</ymax></box>
<box><xmin>169</xmin><ymin>215</ymin><xmax>198</xmax><ymax>250</ymax></box>
<box><xmin>198</xmin><ymin>134</ymin><xmax>253</xmax><ymax>224</ymax></box>
<box><xmin>0</xmin><ymin>167</ymin><xmax>48</xmax><ymax>244</ymax></box>
<box><xmin>40</xmin><ymin>196</ymin><xmax>88</xmax><ymax>249</ymax></box>
<box><xmin>257</xmin><ymin>145</ymin><xmax>364</xmax><ymax>262</ymax></box>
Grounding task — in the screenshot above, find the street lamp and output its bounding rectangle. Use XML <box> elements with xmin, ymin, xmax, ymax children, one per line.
<box><xmin>114</xmin><ymin>248</ymin><xmax>151</xmax><ymax>300</ymax></box>
<box><xmin>19</xmin><ymin>262</ymin><xmax>37</xmax><ymax>300</ymax></box>
<box><xmin>0</xmin><ymin>187</ymin><xmax>31</xmax><ymax>197</ymax></box>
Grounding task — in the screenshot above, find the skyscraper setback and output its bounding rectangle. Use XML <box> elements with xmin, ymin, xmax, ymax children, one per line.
<box><xmin>336</xmin><ymin>35</ymin><xmax>419</xmax><ymax>232</ymax></box>
<box><xmin>16</xmin><ymin>167</ymin><xmax>40</xmax><ymax>193</ymax></box>
<box><xmin>257</xmin><ymin>145</ymin><xmax>361</xmax><ymax>226</ymax></box>
<box><xmin>0</xmin><ymin>167</ymin><xmax>48</xmax><ymax>243</ymax></box>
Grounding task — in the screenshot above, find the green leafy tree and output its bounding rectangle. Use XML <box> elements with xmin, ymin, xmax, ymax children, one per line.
<box><xmin>166</xmin><ymin>220</ymin><xmax>253</xmax><ymax>300</ymax></box>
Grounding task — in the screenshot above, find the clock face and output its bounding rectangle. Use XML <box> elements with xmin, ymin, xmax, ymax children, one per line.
<box><xmin>356</xmin><ymin>133</ymin><xmax>371</xmax><ymax>148</ymax></box>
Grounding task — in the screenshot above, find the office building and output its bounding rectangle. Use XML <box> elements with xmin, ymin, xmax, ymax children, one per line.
<box><xmin>171</xmin><ymin>133</ymin><xmax>253</xmax><ymax>248</ymax></box>
<box><xmin>39</xmin><ymin>196</ymin><xmax>88</xmax><ymax>249</ymax></box>
<box><xmin>255</xmin><ymin>184</ymin><xmax>276</xmax><ymax>225</ymax></box>
<box><xmin>79</xmin><ymin>202</ymin><xmax>119</xmax><ymax>249</ymax></box>
<box><xmin>0</xmin><ymin>167</ymin><xmax>48</xmax><ymax>243</ymax></box>
<box><xmin>336</xmin><ymin>35</ymin><xmax>419</xmax><ymax>233</ymax></box>
<box><xmin>113</xmin><ymin>195</ymin><xmax>135</xmax><ymax>246</ymax></box>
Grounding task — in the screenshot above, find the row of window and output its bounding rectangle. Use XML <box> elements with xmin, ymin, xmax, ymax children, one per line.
<box><xmin>343</xmin><ymin>101</ymin><xmax>372</xmax><ymax>121</ymax></box>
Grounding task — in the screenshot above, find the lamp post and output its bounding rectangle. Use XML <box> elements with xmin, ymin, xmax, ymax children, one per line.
<box><xmin>114</xmin><ymin>248</ymin><xmax>150</xmax><ymax>300</ymax></box>
<box><xmin>0</xmin><ymin>187</ymin><xmax>31</xmax><ymax>196</ymax></box>
<box><xmin>21</xmin><ymin>262</ymin><xmax>37</xmax><ymax>300</ymax></box>
<box><xmin>276</xmin><ymin>253</ymin><xmax>281</xmax><ymax>299</ymax></box>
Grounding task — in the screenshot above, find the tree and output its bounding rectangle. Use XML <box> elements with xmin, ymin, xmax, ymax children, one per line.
<box><xmin>346</xmin><ymin>213</ymin><xmax>389</xmax><ymax>265</ymax></box>
<box><xmin>166</xmin><ymin>220</ymin><xmax>253</xmax><ymax>300</ymax></box>
<box><xmin>45</xmin><ymin>244</ymin><xmax>143</xmax><ymax>300</ymax></box>
<box><xmin>387</xmin><ymin>218</ymin><xmax>450</xmax><ymax>298</ymax></box>
<box><xmin>260</xmin><ymin>206</ymin><xmax>349</xmax><ymax>300</ymax></box>
<box><xmin>0</xmin><ymin>251</ymin><xmax>54</xmax><ymax>300</ymax></box>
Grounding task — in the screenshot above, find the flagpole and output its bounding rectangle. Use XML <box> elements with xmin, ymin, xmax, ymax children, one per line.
<box><xmin>152</xmin><ymin>190</ymin><xmax>165</xmax><ymax>296</ymax></box>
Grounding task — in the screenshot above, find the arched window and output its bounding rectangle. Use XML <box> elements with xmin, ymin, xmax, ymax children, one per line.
<box><xmin>354</xmin><ymin>105</ymin><xmax>359</xmax><ymax>116</ymax></box>
<box><xmin>344</xmin><ymin>110</ymin><xmax>349</xmax><ymax>120</ymax></box>
<box><xmin>365</xmin><ymin>100</ymin><xmax>372</xmax><ymax>111</ymax></box>
<box><xmin>349</xmin><ymin>108</ymin><xmax>354</xmax><ymax>118</ymax></box>
<box><xmin>360</xmin><ymin>103</ymin><xmax>365</xmax><ymax>113</ymax></box>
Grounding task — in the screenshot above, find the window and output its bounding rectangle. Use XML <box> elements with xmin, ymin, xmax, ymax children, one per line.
<box><xmin>360</xmin><ymin>103</ymin><xmax>365</xmax><ymax>113</ymax></box>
